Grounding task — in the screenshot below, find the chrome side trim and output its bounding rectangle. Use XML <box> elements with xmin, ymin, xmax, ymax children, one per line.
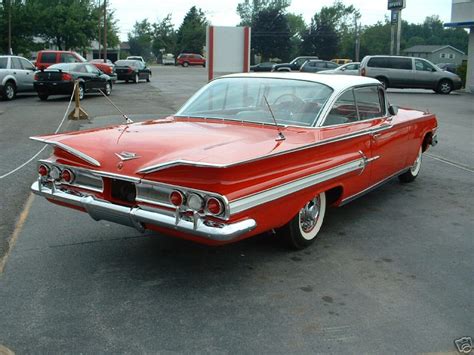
<box><xmin>31</xmin><ymin>181</ymin><xmax>256</xmax><ymax>242</ymax></box>
<box><xmin>137</xmin><ymin>125</ymin><xmax>392</xmax><ymax>174</ymax></box>
<box><xmin>229</xmin><ymin>158</ymin><xmax>366</xmax><ymax>215</ymax></box>
<box><xmin>31</xmin><ymin>137</ymin><xmax>101</xmax><ymax>167</ymax></box>
<box><xmin>340</xmin><ymin>167</ymin><xmax>409</xmax><ymax>206</ymax></box>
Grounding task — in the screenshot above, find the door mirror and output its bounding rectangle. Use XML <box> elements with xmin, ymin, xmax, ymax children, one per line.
<box><xmin>388</xmin><ymin>104</ymin><xmax>398</xmax><ymax>116</ymax></box>
<box><xmin>341</xmin><ymin>67</ymin><xmax>346</xmax><ymax>71</ymax></box>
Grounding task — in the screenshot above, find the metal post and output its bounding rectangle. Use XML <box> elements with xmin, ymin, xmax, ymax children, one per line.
<box><xmin>396</xmin><ymin>9</ymin><xmax>402</xmax><ymax>55</ymax></box>
<box><xmin>8</xmin><ymin>0</ymin><xmax>12</xmax><ymax>55</ymax></box>
<box><xmin>103</xmin><ymin>0</ymin><xmax>107</xmax><ymax>61</ymax></box>
<box><xmin>97</xmin><ymin>0</ymin><xmax>101</xmax><ymax>60</ymax></box>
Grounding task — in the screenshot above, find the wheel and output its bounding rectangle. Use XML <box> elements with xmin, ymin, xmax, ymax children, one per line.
<box><xmin>104</xmin><ymin>81</ymin><xmax>112</xmax><ymax>96</ymax></box>
<box><xmin>182</xmin><ymin>62</ymin><xmax>189</xmax><ymax>67</ymax></box>
<box><xmin>2</xmin><ymin>81</ymin><xmax>16</xmax><ymax>101</ymax></box>
<box><xmin>134</xmin><ymin>73</ymin><xmax>139</xmax><ymax>83</ymax></box>
<box><xmin>376</xmin><ymin>77</ymin><xmax>389</xmax><ymax>89</ymax></box>
<box><xmin>399</xmin><ymin>147</ymin><xmax>422</xmax><ymax>183</ymax></box>
<box><xmin>125</xmin><ymin>79</ymin><xmax>129</xmax><ymax>83</ymax></box>
<box><xmin>146</xmin><ymin>75</ymin><xmax>150</xmax><ymax>82</ymax></box>
<box><xmin>78</xmin><ymin>84</ymin><xmax>85</xmax><ymax>100</ymax></box>
<box><xmin>281</xmin><ymin>192</ymin><xmax>326</xmax><ymax>249</ymax></box>
<box><xmin>38</xmin><ymin>94</ymin><xmax>48</xmax><ymax>101</ymax></box>
<box><xmin>437</xmin><ymin>79</ymin><xmax>453</xmax><ymax>95</ymax></box>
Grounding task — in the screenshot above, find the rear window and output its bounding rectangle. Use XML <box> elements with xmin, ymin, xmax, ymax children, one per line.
<box><xmin>115</xmin><ymin>60</ymin><xmax>136</xmax><ymax>66</ymax></box>
<box><xmin>49</xmin><ymin>63</ymin><xmax>80</xmax><ymax>71</ymax></box>
<box><xmin>40</xmin><ymin>52</ymin><xmax>57</xmax><ymax>63</ymax></box>
<box><xmin>368</xmin><ymin>57</ymin><xmax>411</xmax><ymax>70</ymax></box>
<box><xmin>0</xmin><ymin>57</ymin><xmax>8</xmax><ymax>69</ymax></box>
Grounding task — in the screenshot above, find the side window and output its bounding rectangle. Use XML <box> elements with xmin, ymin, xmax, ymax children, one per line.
<box><xmin>415</xmin><ymin>59</ymin><xmax>435</xmax><ymax>72</ymax></box>
<box><xmin>322</xmin><ymin>90</ymin><xmax>357</xmax><ymax>126</ymax></box>
<box><xmin>76</xmin><ymin>65</ymin><xmax>87</xmax><ymax>73</ymax></box>
<box><xmin>85</xmin><ymin>64</ymin><xmax>98</xmax><ymax>73</ymax></box>
<box><xmin>367</xmin><ymin>57</ymin><xmax>386</xmax><ymax>68</ymax></box>
<box><xmin>11</xmin><ymin>57</ymin><xmax>23</xmax><ymax>69</ymax></box>
<box><xmin>327</xmin><ymin>62</ymin><xmax>339</xmax><ymax>69</ymax></box>
<box><xmin>390</xmin><ymin>58</ymin><xmax>412</xmax><ymax>70</ymax></box>
<box><xmin>19</xmin><ymin>58</ymin><xmax>35</xmax><ymax>70</ymax></box>
<box><xmin>41</xmin><ymin>52</ymin><xmax>56</xmax><ymax>63</ymax></box>
<box><xmin>60</xmin><ymin>53</ymin><xmax>78</xmax><ymax>63</ymax></box>
<box><xmin>354</xmin><ymin>86</ymin><xmax>383</xmax><ymax>120</ymax></box>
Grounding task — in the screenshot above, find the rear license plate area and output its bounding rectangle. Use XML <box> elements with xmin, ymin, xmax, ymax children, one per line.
<box><xmin>110</xmin><ymin>179</ymin><xmax>136</xmax><ymax>204</ymax></box>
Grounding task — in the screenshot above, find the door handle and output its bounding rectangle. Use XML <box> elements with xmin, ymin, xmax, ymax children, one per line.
<box><xmin>371</xmin><ymin>132</ymin><xmax>382</xmax><ymax>139</ymax></box>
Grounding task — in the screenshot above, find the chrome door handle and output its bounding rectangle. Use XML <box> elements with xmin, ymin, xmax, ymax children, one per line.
<box><xmin>372</xmin><ymin>133</ymin><xmax>382</xmax><ymax>139</ymax></box>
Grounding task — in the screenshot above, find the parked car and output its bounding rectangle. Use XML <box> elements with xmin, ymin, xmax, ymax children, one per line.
<box><xmin>331</xmin><ymin>58</ymin><xmax>352</xmax><ymax>65</ymax></box>
<box><xmin>161</xmin><ymin>53</ymin><xmax>175</xmax><ymax>65</ymax></box>
<box><xmin>35</xmin><ymin>50</ymin><xmax>115</xmax><ymax>77</ymax></box>
<box><xmin>319</xmin><ymin>62</ymin><xmax>360</xmax><ymax>75</ymax></box>
<box><xmin>176</xmin><ymin>53</ymin><xmax>206</xmax><ymax>67</ymax></box>
<box><xmin>250</xmin><ymin>62</ymin><xmax>276</xmax><ymax>72</ymax></box>
<box><xmin>272</xmin><ymin>56</ymin><xmax>319</xmax><ymax>72</ymax></box>
<box><xmin>360</xmin><ymin>55</ymin><xmax>462</xmax><ymax>94</ymax></box>
<box><xmin>30</xmin><ymin>73</ymin><xmax>438</xmax><ymax>250</ymax></box>
<box><xmin>300</xmin><ymin>60</ymin><xmax>340</xmax><ymax>73</ymax></box>
<box><xmin>0</xmin><ymin>55</ymin><xmax>36</xmax><ymax>100</ymax></box>
<box><xmin>90</xmin><ymin>58</ymin><xmax>115</xmax><ymax>77</ymax></box>
<box><xmin>114</xmin><ymin>60</ymin><xmax>151</xmax><ymax>83</ymax></box>
<box><xmin>126</xmin><ymin>56</ymin><xmax>145</xmax><ymax>63</ymax></box>
<box><xmin>436</xmin><ymin>62</ymin><xmax>458</xmax><ymax>74</ymax></box>
<box><xmin>33</xmin><ymin>62</ymin><xmax>113</xmax><ymax>101</ymax></box>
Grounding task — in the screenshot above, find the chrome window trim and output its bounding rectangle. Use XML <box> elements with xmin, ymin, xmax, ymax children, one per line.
<box><xmin>31</xmin><ymin>137</ymin><xmax>101</xmax><ymax>167</ymax></box>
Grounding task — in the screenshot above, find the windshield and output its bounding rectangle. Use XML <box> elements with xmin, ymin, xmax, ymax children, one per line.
<box><xmin>176</xmin><ymin>77</ymin><xmax>333</xmax><ymax>127</ymax></box>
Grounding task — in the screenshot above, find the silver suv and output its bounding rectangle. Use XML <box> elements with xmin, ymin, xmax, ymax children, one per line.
<box><xmin>360</xmin><ymin>55</ymin><xmax>462</xmax><ymax>94</ymax></box>
<box><xmin>0</xmin><ymin>55</ymin><xmax>36</xmax><ymax>100</ymax></box>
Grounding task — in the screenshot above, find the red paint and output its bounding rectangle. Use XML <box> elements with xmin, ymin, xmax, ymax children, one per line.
<box><xmin>243</xmin><ymin>27</ymin><xmax>250</xmax><ymax>72</ymax></box>
<box><xmin>208</xmin><ymin>26</ymin><xmax>214</xmax><ymax>81</ymax></box>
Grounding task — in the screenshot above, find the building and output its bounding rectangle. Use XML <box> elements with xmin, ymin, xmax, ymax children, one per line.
<box><xmin>445</xmin><ymin>0</ymin><xmax>474</xmax><ymax>92</ymax></box>
<box><xmin>402</xmin><ymin>45</ymin><xmax>467</xmax><ymax>66</ymax></box>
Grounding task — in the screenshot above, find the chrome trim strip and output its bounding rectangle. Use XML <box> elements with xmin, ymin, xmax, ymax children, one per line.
<box><xmin>340</xmin><ymin>167</ymin><xmax>409</xmax><ymax>206</ymax></box>
<box><xmin>137</xmin><ymin>125</ymin><xmax>393</xmax><ymax>174</ymax></box>
<box><xmin>229</xmin><ymin>158</ymin><xmax>366</xmax><ymax>215</ymax></box>
<box><xmin>31</xmin><ymin>181</ymin><xmax>256</xmax><ymax>241</ymax></box>
<box><xmin>31</xmin><ymin>137</ymin><xmax>101</xmax><ymax>167</ymax></box>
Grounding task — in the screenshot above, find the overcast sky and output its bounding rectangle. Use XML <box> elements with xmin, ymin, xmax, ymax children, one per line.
<box><xmin>109</xmin><ymin>0</ymin><xmax>452</xmax><ymax>40</ymax></box>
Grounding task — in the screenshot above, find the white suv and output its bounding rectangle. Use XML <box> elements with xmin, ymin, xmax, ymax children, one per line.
<box><xmin>0</xmin><ymin>55</ymin><xmax>36</xmax><ymax>100</ymax></box>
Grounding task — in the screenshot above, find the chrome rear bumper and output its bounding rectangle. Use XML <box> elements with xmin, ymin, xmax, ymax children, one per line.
<box><xmin>31</xmin><ymin>181</ymin><xmax>256</xmax><ymax>241</ymax></box>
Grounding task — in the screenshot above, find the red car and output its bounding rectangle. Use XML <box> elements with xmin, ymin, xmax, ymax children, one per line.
<box><xmin>30</xmin><ymin>73</ymin><xmax>437</xmax><ymax>249</ymax></box>
<box><xmin>176</xmin><ymin>53</ymin><xmax>206</xmax><ymax>67</ymax></box>
<box><xmin>35</xmin><ymin>50</ymin><xmax>115</xmax><ymax>76</ymax></box>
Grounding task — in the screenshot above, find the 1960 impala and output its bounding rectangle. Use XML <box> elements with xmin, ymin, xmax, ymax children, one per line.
<box><xmin>31</xmin><ymin>73</ymin><xmax>438</xmax><ymax>249</ymax></box>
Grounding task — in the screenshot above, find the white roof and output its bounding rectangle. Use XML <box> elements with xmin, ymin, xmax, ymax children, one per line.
<box><xmin>221</xmin><ymin>72</ymin><xmax>380</xmax><ymax>92</ymax></box>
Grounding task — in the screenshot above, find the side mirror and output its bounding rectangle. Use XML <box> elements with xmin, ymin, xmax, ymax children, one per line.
<box><xmin>388</xmin><ymin>104</ymin><xmax>398</xmax><ymax>116</ymax></box>
<box><xmin>341</xmin><ymin>67</ymin><xmax>346</xmax><ymax>71</ymax></box>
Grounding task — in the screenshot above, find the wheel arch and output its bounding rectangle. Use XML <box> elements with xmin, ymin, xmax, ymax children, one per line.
<box><xmin>422</xmin><ymin>131</ymin><xmax>433</xmax><ymax>152</ymax></box>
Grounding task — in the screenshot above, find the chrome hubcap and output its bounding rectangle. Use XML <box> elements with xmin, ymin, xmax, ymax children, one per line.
<box><xmin>441</xmin><ymin>83</ymin><xmax>450</xmax><ymax>93</ymax></box>
<box><xmin>6</xmin><ymin>85</ymin><xmax>14</xmax><ymax>99</ymax></box>
<box><xmin>79</xmin><ymin>87</ymin><xmax>84</xmax><ymax>99</ymax></box>
<box><xmin>105</xmin><ymin>83</ymin><xmax>111</xmax><ymax>94</ymax></box>
<box><xmin>299</xmin><ymin>196</ymin><xmax>321</xmax><ymax>233</ymax></box>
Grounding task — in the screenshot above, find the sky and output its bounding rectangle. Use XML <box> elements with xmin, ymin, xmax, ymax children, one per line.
<box><xmin>109</xmin><ymin>0</ymin><xmax>452</xmax><ymax>40</ymax></box>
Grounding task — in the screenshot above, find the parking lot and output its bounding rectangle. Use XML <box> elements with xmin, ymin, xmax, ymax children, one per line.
<box><xmin>0</xmin><ymin>66</ymin><xmax>472</xmax><ymax>353</ymax></box>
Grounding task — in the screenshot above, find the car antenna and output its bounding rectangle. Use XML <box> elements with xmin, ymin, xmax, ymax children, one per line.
<box><xmin>98</xmin><ymin>89</ymin><xmax>133</xmax><ymax>123</ymax></box>
<box><xmin>263</xmin><ymin>95</ymin><xmax>285</xmax><ymax>141</ymax></box>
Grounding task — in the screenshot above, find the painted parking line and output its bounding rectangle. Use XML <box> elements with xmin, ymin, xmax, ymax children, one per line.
<box><xmin>425</xmin><ymin>153</ymin><xmax>474</xmax><ymax>173</ymax></box>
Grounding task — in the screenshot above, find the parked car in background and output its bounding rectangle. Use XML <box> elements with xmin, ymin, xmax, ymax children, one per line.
<box><xmin>176</xmin><ymin>53</ymin><xmax>206</xmax><ymax>67</ymax></box>
<box><xmin>114</xmin><ymin>60</ymin><xmax>151</xmax><ymax>83</ymax></box>
<box><xmin>126</xmin><ymin>56</ymin><xmax>145</xmax><ymax>63</ymax></box>
<box><xmin>300</xmin><ymin>60</ymin><xmax>339</xmax><ymax>73</ymax></box>
<box><xmin>272</xmin><ymin>56</ymin><xmax>319</xmax><ymax>72</ymax></box>
<box><xmin>360</xmin><ymin>55</ymin><xmax>462</xmax><ymax>94</ymax></box>
<box><xmin>90</xmin><ymin>59</ymin><xmax>115</xmax><ymax>78</ymax></box>
<box><xmin>161</xmin><ymin>53</ymin><xmax>175</xmax><ymax>65</ymax></box>
<box><xmin>331</xmin><ymin>58</ymin><xmax>352</xmax><ymax>65</ymax></box>
<box><xmin>250</xmin><ymin>62</ymin><xmax>276</xmax><ymax>72</ymax></box>
<box><xmin>436</xmin><ymin>62</ymin><xmax>458</xmax><ymax>74</ymax></box>
<box><xmin>319</xmin><ymin>62</ymin><xmax>360</xmax><ymax>75</ymax></box>
<box><xmin>0</xmin><ymin>55</ymin><xmax>36</xmax><ymax>100</ymax></box>
<box><xmin>35</xmin><ymin>50</ymin><xmax>115</xmax><ymax>77</ymax></box>
<box><xmin>30</xmin><ymin>73</ymin><xmax>438</xmax><ymax>250</ymax></box>
<box><xmin>34</xmin><ymin>63</ymin><xmax>113</xmax><ymax>101</ymax></box>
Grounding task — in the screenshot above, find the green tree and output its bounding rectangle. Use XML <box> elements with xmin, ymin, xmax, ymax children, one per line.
<box><xmin>286</xmin><ymin>13</ymin><xmax>305</xmax><ymax>58</ymax></box>
<box><xmin>128</xmin><ymin>19</ymin><xmax>153</xmax><ymax>60</ymax></box>
<box><xmin>152</xmin><ymin>14</ymin><xmax>176</xmax><ymax>58</ymax></box>
<box><xmin>359</xmin><ymin>21</ymin><xmax>391</xmax><ymax>57</ymax></box>
<box><xmin>92</xmin><ymin>4</ymin><xmax>120</xmax><ymax>51</ymax></box>
<box><xmin>176</xmin><ymin>6</ymin><xmax>207</xmax><ymax>55</ymax></box>
<box><xmin>0</xmin><ymin>0</ymin><xmax>38</xmax><ymax>54</ymax></box>
<box><xmin>236</xmin><ymin>0</ymin><xmax>290</xmax><ymax>26</ymax></box>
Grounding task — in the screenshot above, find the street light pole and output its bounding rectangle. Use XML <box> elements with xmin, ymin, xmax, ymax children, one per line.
<box><xmin>8</xmin><ymin>0</ymin><xmax>12</xmax><ymax>54</ymax></box>
<box><xmin>98</xmin><ymin>0</ymin><xmax>101</xmax><ymax>60</ymax></box>
<box><xmin>103</xmin><ymin>0</ymin><xmax>107</xmax><ymax>61</ymax></box>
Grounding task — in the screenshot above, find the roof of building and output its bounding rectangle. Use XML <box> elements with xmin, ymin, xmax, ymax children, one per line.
<box><xmin>402</xmin><ymin>45</ymin><xmax>465</xmax><ymax>55</ymax></box>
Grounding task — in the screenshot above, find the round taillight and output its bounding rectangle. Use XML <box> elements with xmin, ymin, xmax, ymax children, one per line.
<box><xmin>206</xmin><ymin>197</ymin><xmax>223</xmax><ymax>215</ymax></box>
<box><xmin>187</xmin><ymin>193</ymin><xmax>204</xmax><ymax>211</ymax></box>
<box><xmin>61</xmin><ymin>169</ymin><xmax>74</xmax><ymax>183</ymax></box>
<box><xmin>38</xmin><ymin>164</ymin><xmax>49</xmax><ymax>177</ymax></box>
<box><xmin>49</xmin><ymin>166</ymin><xmax>62</xmax><ymax>180</ymax></box>
<box><xmin>169</xmin><ymin>190</ymin><xmax>184</xmax><ymax>206</ymax></box>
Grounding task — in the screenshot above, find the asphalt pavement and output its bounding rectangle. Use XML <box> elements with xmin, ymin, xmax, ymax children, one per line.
<box><xmin>0</xmin><ymin>67</ymin><xmax>472</xmax><ymax>353</ymax></box>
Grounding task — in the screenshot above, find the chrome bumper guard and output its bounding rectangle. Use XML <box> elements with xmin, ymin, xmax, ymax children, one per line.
<box><xmin>31</xmin><ymin>181</ymin><xmax>256</xmax><ymax>241</ymax></box>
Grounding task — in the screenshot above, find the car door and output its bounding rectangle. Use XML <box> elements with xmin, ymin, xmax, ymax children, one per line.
<box><xmin>354</xmin><ymin>85</ymin><xmax>409</xmax><ymax>184</ymax></box>
<box><xmin>18</xmin><ymin>57</ymin><xmax>36</xmax><ymax>91</ymax></box>
<box><xmin>84</xmin><ymin>64</ymin><xmax>104</xmax><ymax>90</ymax></box>
<box><xmin>10</xmin><ymin>57</ymin><xmax>29</xmax><ymax>91</ymax></box>
<box><xmin>414</xmin><ymin>59</ymin><xmax>438</xmax><ymax>89</ymax></box>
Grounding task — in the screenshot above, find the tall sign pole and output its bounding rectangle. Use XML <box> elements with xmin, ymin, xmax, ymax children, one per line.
<box><xmin>388</xmin><ymin>0</ymin><xmax>405</xmax><ymax>55</ymax></box>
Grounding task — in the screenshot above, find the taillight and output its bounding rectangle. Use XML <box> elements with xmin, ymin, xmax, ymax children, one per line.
<box><xmin>187</xmin><ymin>193</ymin><xmax>204</xmax><ymax>211</ymax></box>
<box><xmin>169</xmin><ymin>190</ymin><xmax>184</xmax><ymax>207</ymax></box>
<box><xmin>61</xmin><ymin>169</ymin><xmax>74</xmax><ymax>183</ymax></box>
<box><xmin>62</xmin><ymin>73</ymin><xmax>73</xmax><ymax>81</ymax></box>
<box><xmin>361</xmin><ymin>67</ymin><xmax>366</xmax><ymax>76</ymax></box>
<box><xmin>38</xmin><ymin>164</ymin><xmax>49</xmax><ymax>177</ymax></box>
<box><xmin>206</xmin><ymin>197</ymin><xmax>224</xmax><ymax>215</ymax></box>
<box><xmin>34</xmin><ymin>73</ymin><xmax>39</xmax><ymax>81</ymax></box>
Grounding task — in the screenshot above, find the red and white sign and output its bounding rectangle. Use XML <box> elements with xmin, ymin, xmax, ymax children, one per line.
<box><xmin>206</xmin><ymin>26</ymin><xmax>251</xmax><ymax>81</ymax></box>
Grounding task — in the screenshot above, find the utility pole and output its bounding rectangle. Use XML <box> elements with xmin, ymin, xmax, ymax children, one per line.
<box><xmin>103</xmin><ymin>0</ymin><xmax>107</xmax><ymax>61</ymax></box>
<box><xmin>8</xmin><ymin>0</ymin><xmax>12</xmax><ymax>55</ymax></box>
<box><xmin>98</xmin><ymin>0</ymin><xmax>101</xmax><ymax>60</ymax></box>
<box><xmin>354</xmin><ymin>16</ymin><xmax>360</xmax><ymax>62</ymax></box>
